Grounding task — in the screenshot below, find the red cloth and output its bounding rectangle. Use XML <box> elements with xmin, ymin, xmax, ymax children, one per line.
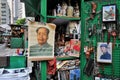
<box><xmin>47</xmin><ymin>57</ymin><xmax>56</xmax><ymax>75</ymax></box>
<box><xmin>73</xmin><ymin>45</ymin><xmax>80</xmax><ymax>51</ymax></box>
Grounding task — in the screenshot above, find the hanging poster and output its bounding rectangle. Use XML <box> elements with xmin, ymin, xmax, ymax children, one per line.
<box><xmin>97</xmin><ymin>42</ymin><xmax>112</xmax><ymax>63</ymax></box>
<box><xmin>102</xmin><ymin>4</ymin><xmax>116</xmax><ymax>22</ymax></box>
<box><xmin>28</xmin><ymin>21</ymin><xmax>56</xmax><ymax>61</ymax></box>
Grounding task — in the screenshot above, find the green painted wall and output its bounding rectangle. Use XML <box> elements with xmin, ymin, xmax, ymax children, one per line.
<box><xmin>81</xmin><ymin>0</ymin><xmax>120</xmax><ymax>80</ymax></box>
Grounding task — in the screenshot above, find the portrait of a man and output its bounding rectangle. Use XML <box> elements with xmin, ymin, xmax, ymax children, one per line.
<box><xmin>97</xmin><ymin>42</ymin><xmax>112</xmax><ymax>63</ymax></box>
<box><xmin>28</xmin><ymin>22</ymin><xmax>56</xmax><ymax>61</ymax></box>
<box><xmin>100</xmin><ymin>44</ymin><xmax>111</xmax><ymax>59</ymax></box>
<box><xmin>102</xmin><ymin>5</ymin><xmax>116</xmax><ymax>22</ymax></box>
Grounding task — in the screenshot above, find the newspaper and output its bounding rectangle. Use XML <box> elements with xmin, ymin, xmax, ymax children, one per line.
<box><xmin>0</xmin><ymin>68</ymin><xmax>31</xmax><ymax>80</ymax></box>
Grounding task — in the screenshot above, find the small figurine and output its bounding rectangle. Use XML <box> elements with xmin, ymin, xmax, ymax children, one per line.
<box><xmin>57</xmin><ymin>4</ymin><xmax>61</xmax><ymax>15</ymax></box>
<box><xmin>91</xmin><ymin>2</ymin><xmax>97</xmax><ymax>13</ymax></box>
<box><xmin>61</xmin><ymin>2</ymin><xmax>67</xmax><ymax>16</ymax></box>
<box><xmin>53</xmin><ymin>9</ymin><xmax>56</xmax><ymax>16</ymax></box>
<box><xmin>73</xmin><ymin>2</ymin><xmax>80</xmax><ymax>17</ymax></box>
<box><xmin>67</xmin><ymin>0</ymin><xmax>73</xmax><ymax>17</ymax></box>
<box><xmin>72</xmin><ymin>27</ymin><xmax>77</xmax><ymax>33</ymax></box>
<box><xmin>67</xmin><ymin>6</ymin><xmax>73</xmax><ymax>17</ymax></box>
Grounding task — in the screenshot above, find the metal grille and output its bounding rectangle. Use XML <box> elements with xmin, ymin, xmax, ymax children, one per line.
<box><xmin>0</xmin><ymin>56</ymin><xmax>9</xmax><ymax>67</ymax></box>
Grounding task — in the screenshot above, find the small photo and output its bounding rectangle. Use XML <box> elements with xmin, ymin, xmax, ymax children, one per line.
<box><xmin>28</xmin><ymin>22</ymin><xmax>56</xmax><ymax>61</ymax></box>
<box><xmin>70</xmin><ymin>39</ymin><xmax>80</xmax><ymax>55</ymax></box>
<box><xmin>97</xmin><ymin>42</ymin><xmax>112</xmax><ymax>63</ymax></box>
<box><xmin>102</xmin><ymin>4</ymin><xmax>116</xmax><ymax>22</ymax></box>
<box><xmin>101</xmin><ymin>78</ymin><xmax>112</xmax><ymax>80</ymax></box>
<box><xmin>94</xmin><ymin>77</ymin><xmax>100</xmax><ymax>80</ymax></box>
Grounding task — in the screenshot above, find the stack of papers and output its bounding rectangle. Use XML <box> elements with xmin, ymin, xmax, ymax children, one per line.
<box><xmin>0</xmin><ymin>68</ymin><xmax>31</xmax><ymax>80</ymax></box>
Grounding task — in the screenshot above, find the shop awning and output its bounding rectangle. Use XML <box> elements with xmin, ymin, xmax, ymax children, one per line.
<box><xmin>21</xmin><ymin>0</ymin><xmax>41</xmax><ymax>17</ymax></box>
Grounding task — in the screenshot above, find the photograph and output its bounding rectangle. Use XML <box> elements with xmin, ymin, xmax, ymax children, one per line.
<box><xmin>101</xmin><ymin>78</ymin><xmax>112</xmax><ymax>80</ymax></box>
<box><xmin>94</xmin><ymin>77</ymin><xmax>100</xmax><ymax>80</ymax></box>
<box><xmin>28</xmin><ymin>21</ymin><xmax>56</xmax><ymax>61</ymax></box>
<box><xmin>97</xmin><ymin>42</ymin><xmax>112</xmax><ymax>63</ymax></box>
<box><xmin>102</xmin><ymin>4</ymin><xmax>116</xmax><ymax>22</ymax></box>
<box><xmin>70</xmin><ymin>39</ymin><xmax>80</xmax><ymax>57</ymax></box>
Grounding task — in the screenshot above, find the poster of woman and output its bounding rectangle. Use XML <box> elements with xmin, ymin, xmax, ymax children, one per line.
<box><xmin>97</xmin><ymin>42</ymin><xmax>112</xmax><ymax>63</ymax></box>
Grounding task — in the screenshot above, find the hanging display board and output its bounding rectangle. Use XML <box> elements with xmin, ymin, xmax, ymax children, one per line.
<box><xmin>0</xmin><ymin>56</ymin><xmax>9</xmax><ymax>68</ymax></box>
<box><xmin>81</xmin><ymin>0</ymin><xmax>120</xmax><ymax>80</ymax></box>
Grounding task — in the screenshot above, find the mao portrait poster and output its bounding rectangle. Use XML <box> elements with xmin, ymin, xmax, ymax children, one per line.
<box><xmin>102</xmin><ymin>4</ymin><xmax>116</xmax><ymax>22</ymax></box>
<box><xmin>28</xmin><ymin>21</ymin><xmax>56</xmax><ymax>61</ymax></box>
<box><xmin>97</xmin><ymin>42</ymin><xmax>112</xmax><ymax>63</ymax></box>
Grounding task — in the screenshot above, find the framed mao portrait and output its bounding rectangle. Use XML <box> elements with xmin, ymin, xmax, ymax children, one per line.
<box><xmin>28</xmin><ymin>21</ymin><xmax>56</xmax><ymax>61</ymax></box>
<box><xmin>102</xmin><ymin>4</ymin><xmax>116</xmax><ymax>22</ymax></box>
<box><xmin>97</xmin><ymin>42</ymin><xmax>112</xmax><ymax>63</ymax></box>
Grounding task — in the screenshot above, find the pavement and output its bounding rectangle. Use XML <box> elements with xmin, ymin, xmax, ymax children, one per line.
<box><xmin>0</xmin><ymin>43</ymin><xmax>6</xmax><ymax>50</ymax></box>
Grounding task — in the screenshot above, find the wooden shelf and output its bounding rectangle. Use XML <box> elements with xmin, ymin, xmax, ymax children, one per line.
<box><xmin>47</xmin><ymin>16</ymin><xmax>80</xmax><ymax>21</ymax></box>
<box><xmin>56</xmin><ymin>55</ymin><xmax>79</xmax><ymax>60</ymax></box>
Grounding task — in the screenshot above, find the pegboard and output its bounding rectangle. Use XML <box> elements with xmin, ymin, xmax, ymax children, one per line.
<box><xmin>81</xmin><ymin>0</ymin><xmax>120</xmax><ymax>80</ymax></box>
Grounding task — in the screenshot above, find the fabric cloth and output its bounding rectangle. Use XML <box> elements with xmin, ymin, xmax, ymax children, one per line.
<box><xmin>100</xmin><ymin>52</ymin><xmax>111</xmax><ymax>59</ymax></box>
<box><xmin>47</xmin><ymin>57</ymin><xmax>56</xmax><ymax>75</ymax></box>
<box><xmin>30</xmin><ymin>43</ymin><xmax>53</xmax><ymax>56</ymax></box>
<box><xmin>70</xmin><ymin>69</ymin><xmax>80</xmax><ymax>80</ymax></box>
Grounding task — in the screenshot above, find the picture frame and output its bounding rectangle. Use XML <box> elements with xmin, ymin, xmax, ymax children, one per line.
<box><xmin>102</xmin><ymin>4</ymin><xmax>116</xmax><ymax>22</ymax></box>
<box><xmin>94</xmin><ymin>76</ymin><xmax>100</xmax><ymax>80</ymax></box>
<box><xmin>101</xmin><ymin>78</ymin><xmax>112</xmax><ymax>80</ymax></box>
<box><xmin>28</xmin><ymin>21</ymin><xmax>56</xmax><ymax>61</ymax></box>
<box><xmin>97</xmin><ymin>42</ymin><xmax>112</xmax><ymax>63</ymax></box>
<box><xmin>94</xmin><ymin>76</ymin><xmax>112</xmax><ymax>80</ymax></box>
